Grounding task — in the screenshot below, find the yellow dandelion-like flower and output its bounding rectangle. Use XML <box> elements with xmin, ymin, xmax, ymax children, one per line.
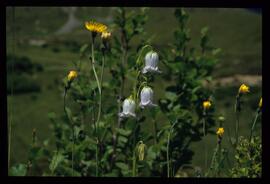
<box><xmin>85</xmin><ymin>21</ymin><xmax>107</xmax><ymax>33</ymax></box>
<box><xmin>101</xmin><ymin>31</ymin><xmax>111</xmax><ymax>40</ymax></box>
<box><xmin>238</xmin><ymin>84</ymin><xmax>250</xmax><ymax>94</ymax></box>
<box><xmin>216</xmin><ymin>127</ymin><xmax>224</xmax><ymax>137</ymax></box>
<box><xmin>259</xmin><ymin>97</ymin><xmax>262</xmax><ymax>108</ymax></box>
<box><xmin>67</xmin><ymin>70</ymin><xmax>78</xmax><ymax>82</ymax></box>
<box><xmin>203</xmin><ymin>100</ymin><xmax>211</xmax><ymax>110</ymax></box>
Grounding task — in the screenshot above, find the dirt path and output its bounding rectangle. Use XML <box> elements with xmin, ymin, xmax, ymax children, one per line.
<box><xmin>204</xmin><ymin>74</ymin><xmax>262</xmax><ymax>87</ymax></box>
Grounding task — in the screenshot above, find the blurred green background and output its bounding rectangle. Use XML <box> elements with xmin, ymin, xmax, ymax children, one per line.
<box><xmin>6</xmin><ymin>7</ymin><xmax>262</xmax><ymax>172</ymax></box>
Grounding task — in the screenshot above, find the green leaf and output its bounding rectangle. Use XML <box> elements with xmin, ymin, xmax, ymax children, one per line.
<box><xmin>49</xmin><ymin>152</ymin><xmax>65</xmax><ymax>173</ymax></box>
<box><xmin>115</xmin><ymin>162</ymin><xmax>129</xmax><ymax>171</ymax></box>
<box><xmin>80</xmin><ymin>44</ymin><xmax>89</xmax><ymax>54</ymax></box>
<box><xmin>118</xmin><ymin>135</ymin><xmax>128</xmax><ymax>144</ymax></box>
<box><xmin>165</xmin><ymin>92</ymin><xmax>177</xmax><ymax>101</ymax></box>
<box><xmin>9</xmin><ymin>164</ymin><xmax>27</xmax><ymax>176</ymax></box>
<box><xmin>116</xmin><ymin>128</ymin><xmax>132</xmax><ymax>136</ymax></box>
<box><xmin>64</xmin><ymin>107</ymin><xmax>73</xmax><ymax>121</ymax></box>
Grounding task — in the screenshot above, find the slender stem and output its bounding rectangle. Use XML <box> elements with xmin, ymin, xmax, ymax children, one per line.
<box><xmin>207</xmin><ymin>142</ymin><xmax>219</xmax><ymax>177</ymax></box>
<box><xmin>235</xmin><ymin>95</ymin><xmax>240</xmax><ymax>147</ymax></box>
<box><xmin>91</xmin><ymin>36</ymin><xmax>101</xmax><ymax>177</ymax></box>
<box><xmin>167</xmin><ymin>121</ymin><xmax>177</xmax><ymax>178</ymax></box>
<box><xmin>249</xmin><ymin>110</ymin><xmax>260</xmax><ymax>142</ymax></box>
<box><xmin>235</xmin><ymin>111</ymin><xmax>240</xmax><ymax>146</ymax></box>
<box><xmin>72</xmin><ymin>123</ymin><xmax>74</xmax><ymax>176</ymax></box>
<box><xmin>63</xmin><ymin>88</ymin><xmax>74</xmax><ymax>176</ymax></box>
<box><xmin>132</xmin><ymin>149</ymin><xmax>136</xmax><ymax>177</ymax></box>
<box><xmin>203</xmin><ymin>116</ymin><xmax>208</xmax><ymax>174</ymax></box>
<box><xmin>96</xmin><ymin>139</ymin><xmax>99</xmax><ymax>177</ymax></box>
<box><xmin>153</xmin><ymin>118</ymin><xmax>158</xmax><ymax>144</ymax></box>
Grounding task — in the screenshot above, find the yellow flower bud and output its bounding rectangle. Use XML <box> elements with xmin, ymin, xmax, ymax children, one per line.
<box><xmin>259</xmin><ymin>97</ymin><xmax>262</xmax><ymax>108</ymax></box>
<box><xmin>238</xmin><ymin>84</ymin><xmax>249</xmax><ymax>94</ymax></box>
<box><xmin>137</xmin><ymin>141</ymin><xmax>146</xmax><ymax>161</ymax></box>
<box><xmin>67</xmin><ymin>70</ymin><xmax>78</xmax><ymax>82</ymax></box>
<box><xmin>216</xmin><ymin>127</ymin><xmax>224</xmax><ymax>137</ymax></box>
<box><xmin>203</xmin><ymin>101</ymin><xmax>211</xmax><ymax>110</ymax></box>
<box><xmin>101</xmin><ymin>31</ymin><xmax>111</xmax><ymax>40</ymax></box>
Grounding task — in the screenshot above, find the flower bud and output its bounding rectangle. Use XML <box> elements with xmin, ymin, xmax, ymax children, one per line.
<box><xmin>142</xmin><ymin>51</ymin><xmax>161</xmax><ymax>74</ymax></box>
<box><xmin>118</xmin><ymin>98</ymin><xmax>136</xmax><ymax>118</ymax></box>
<box><xmin>259</xmin><ymin>97</ymin><xmax>262</xmax><ymax>109</ymax></box>
<box><xmin>137</xmin><ymin>141</ymin><xmax>146</xmax><ymax>161</ymax></box>
<box><xmin>139</xmin><ymin>86</ymin><xmax>157</xmax><ymax>108</ymax></box>
<box><xmin>101</xmin><ymin>31</ymin><xmax>111</xmax><ymax>40</ymax></box>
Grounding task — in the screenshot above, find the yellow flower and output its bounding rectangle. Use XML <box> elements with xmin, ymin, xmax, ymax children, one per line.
<box><xmin>101</xmin><ymin>31</ymin><xmax>111</xmax><ymax>40</ymax></box>
<box><xmin>203</xmin><ymin>100</ymin><xmax>211</xmax><ymax>110</ymax></box>
<box><xmin>216</xmin><ymin>127</ymin><xmax>224</xmax><ymax>137</ymax></box>
<box><xmin>238</xmin><ymin>84</ymin><xmax>249</xmax><ymax>94</ymax></box>
<box><xmin>67</xmin><ymin>70</ymin><xmax>78</xmax><ymax>82</ymax></box>
<box><xmin>259</xmin><ymin>97</ymin><xmax>262</xmax><ymax>108</ymax></box>
<box><xmin>85</xmin><ymin>21</ymin><xmax>107</xmax><ymax>33</ymax></box>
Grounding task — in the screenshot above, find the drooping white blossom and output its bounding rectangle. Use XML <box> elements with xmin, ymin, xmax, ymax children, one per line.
<box><xmin>139</xmin><ymin>86</ymin><xmax>157</xmax><ymax>108</ymax></box>
<box><xmin>119</xmin><ymin>98</ymin><xmax>136</xmax><ymax>118</ymax></box>
<box><xmin>142</xmin><ymin>51</ymin><xmax>161</xmax><ymax>74</ymax></box>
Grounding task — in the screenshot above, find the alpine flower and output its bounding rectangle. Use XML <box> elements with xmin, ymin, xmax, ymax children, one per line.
<box><xmin>119</xmin><ymin>98</ymin><xmax>136</xmax><ymax>118</ymax></box>
<box><xmin>142</xmin><ymin>51</ymin><xmax>161</xmax><ymax>74</ymax></box>
<box><xmin>203</xmin><ymin>100</ymin><xmax>211</xmax><ymax>110</ymax></box>
<box><xmin>85</xmin><ymin>21</ymin><xmax>107</xmax><ymax>34</ymax></box>
<box><xmin>67</xmin><ymin>70</ymin><xmax>78</xmax><ymax>82</ymax></box>
<box><xmin>216</xmin><ymin>127</ymin><xmax>224</xmax><ymax>137</ymax></box>
<box><xmin>139</xmin><ymin>86</ymin><xmax>157</xmax><ymax>108</ymax></box>
<box><xmin>238</xmin><ymin>84</ymin><xmax>250</xmax><ymax>94</ymax></box>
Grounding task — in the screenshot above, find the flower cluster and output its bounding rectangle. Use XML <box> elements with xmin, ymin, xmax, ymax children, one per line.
<box><xmin>119</xmin><ymin>50</ymin><xmax>160</xmax><ymax>119</ymax></box>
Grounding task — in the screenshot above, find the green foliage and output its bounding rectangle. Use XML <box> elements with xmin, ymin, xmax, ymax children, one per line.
<box><xmin>230</xmin><ymin>136</ymin><xmax>261</xmax><ymax>178</ymax></box>
<box><xmin>9</xmin><ymin>7</ymin><xmax>261</xmax><ymax>178</ymax></box>
<box><xmin>9</xmin><ymin>164</ymin><xmax>27</xmax><ymax>176</ymax></box>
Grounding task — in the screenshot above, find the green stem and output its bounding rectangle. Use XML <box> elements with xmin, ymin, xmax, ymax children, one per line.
<box><xmin>63</xmin><ymin>88</ymin><xmax>74</xmax><ymax>176</ymax></box>
<box><xmin>132</xmin><ymin>149</ymin><xmax>136</xmax><ymax>177</ymax></box>
<box><xmin>167</xmin><ymin>121</ymin><xmax>177</xmax><ymax>178</ymax></box>
<box><xmin>96</xmin><ymin>139</ymin><xmax>99</xmax><ymax>177</ymax></box>
<box><xmin>203</xmin><ymin>117</ymin><xmax>207</xmax><ymax>172</ymax></box>
<box><xmin>235</xmin><ymin>111</ymin><xmax>240</xmax><ymax>147</ymax></box>
<box><xmin>249</xmin><ymin>110</ymin><xmax>260</xmax><ymax>142</ymax></box>
<box><xmin>72</xmin><ymin>124</ymin><xmax>74</xmax><ymax>176</ymax></box>
<box><xmin>235</xmin><ymin>95</ymin><xmax>241</xmax><ymax>147</ymax></box>
<box><xmin>207</xmin><ymin>142</ymin><xmax>219</xmax><ymax>177</ymax></box>
<box><xmin>91</xmin><ymin>36</ymin><xmax>101</xmax><ymax>177</ymax></box>
<box><xmin>153</xmin><ymin>118</ymin><xmax>157</xmax><ymax>144</ymax></box>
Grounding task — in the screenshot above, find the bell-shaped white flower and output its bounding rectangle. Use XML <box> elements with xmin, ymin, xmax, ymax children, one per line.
<box><xmin>119</xmin><ymin>98</ymin><xmax>136</xmax><ymax>118</ymax></box>
<box><xmin>142</xmin><ymin>51</ymin><xmax>161</xmax><ymax>74</ymax></box>
<box><xmin>139</xmin><ymin>86</ymin><xmax>157</xmax><ymax>108</ymax></box>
